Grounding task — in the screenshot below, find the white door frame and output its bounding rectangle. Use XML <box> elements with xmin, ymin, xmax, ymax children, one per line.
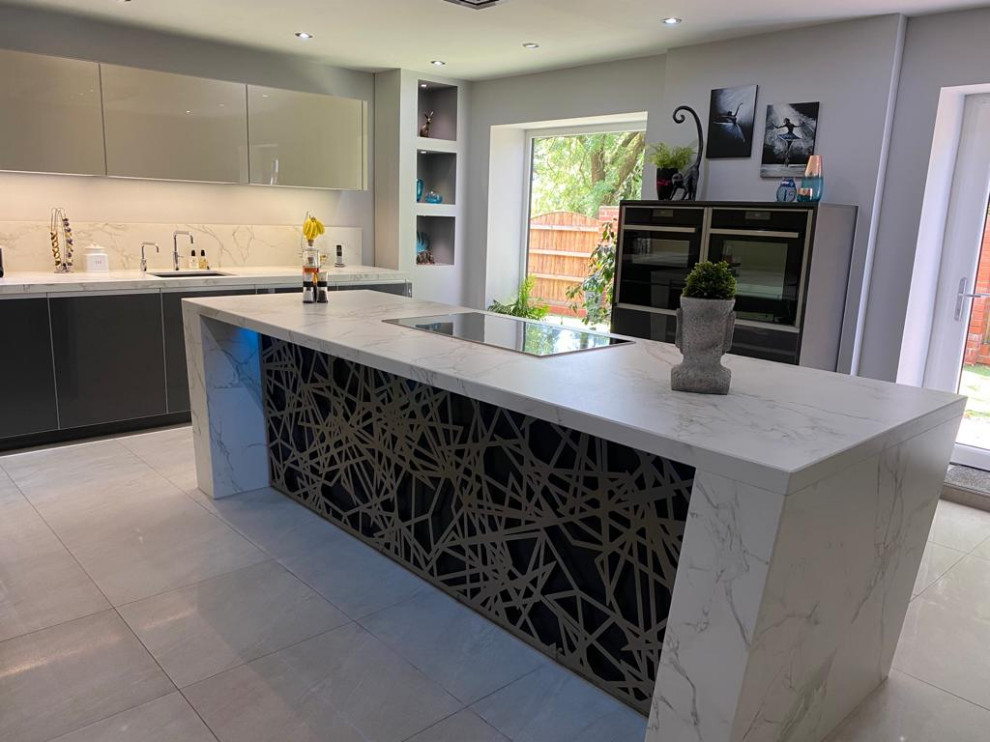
<box><xmin>923</xmin><ymin>94</ymin><xmax>990</xmax><ymax>468</ymax></box>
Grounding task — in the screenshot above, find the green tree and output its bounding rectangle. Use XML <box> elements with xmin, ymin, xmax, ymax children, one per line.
<box><xmin>530</xmin><ymin>131</ymin><xmax>645</xmax><ymax>219</ymax></box>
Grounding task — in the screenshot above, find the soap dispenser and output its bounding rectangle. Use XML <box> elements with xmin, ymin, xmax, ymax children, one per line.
<box><xmin>188</xmin><ymin>250</ymin><xmax>198</xmax><ymax>270</ymax></box>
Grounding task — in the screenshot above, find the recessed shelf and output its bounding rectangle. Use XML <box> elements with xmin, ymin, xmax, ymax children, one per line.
<box><xmin>416</xmin><ymin>215</ymin><xmax>455</xmax><ymax>266</ymax></box>
<box><xmin>416</xmin><ymin>203</ymin><xmax>457</xmax><ymax>217</ymax></box>
<box><xmin>416</xmin><ymin>150</ymin><xmax>457</xmax><ymax>207</ymax></box>
<box><xmin>415</xmin><ymin>137</ymin><xmax>457</xmax><ymax>153</ymax></box>
<box><xmin>417</xmin><ymin>80</ymin><xmax>458</xmax><ymax>142</ymax></box>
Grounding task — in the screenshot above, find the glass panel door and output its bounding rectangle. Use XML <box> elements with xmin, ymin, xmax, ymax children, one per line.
<box><xmin>922</xmin><ymin>94</ymin><xmax>990</xmax><ymax>472</ymax></box>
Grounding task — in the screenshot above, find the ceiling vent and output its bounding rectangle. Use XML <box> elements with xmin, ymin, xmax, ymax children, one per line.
<box><xmin>443</xmin><ymin>0</ymin><xmax>503</xmax><ymax>8</ymax></box>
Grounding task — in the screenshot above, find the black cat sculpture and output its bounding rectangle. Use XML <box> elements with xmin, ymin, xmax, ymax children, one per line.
<box><xmin>671</xmin><ymin>106</ymin><xmax>704</xmax><ymax>201</ymax></box>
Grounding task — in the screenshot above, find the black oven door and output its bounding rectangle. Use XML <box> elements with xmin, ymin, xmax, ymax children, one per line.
<box><xmin>706</xmin><ymin>230</ymin><xmax>808</xmax><ymax>326</ymax></box>
<box><xmin>616</xmin><ymin>226</ymin><xmax>703</xmax><ymax>310</ymax></box>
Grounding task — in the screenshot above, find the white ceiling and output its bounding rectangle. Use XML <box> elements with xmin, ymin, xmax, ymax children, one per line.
<box><xmin>6</xmin><ymin>0</ymin><xmax>987</xmax><ymax>80</ymax></box>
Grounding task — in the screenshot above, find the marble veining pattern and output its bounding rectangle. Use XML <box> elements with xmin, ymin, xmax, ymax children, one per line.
<box><xmin>182</xmin><ymin>292</ymin><xmax>964</xmax><ymax>494</ymax></box>
<box><xmin>0</xmin><ymin>220</ymin><xmax>363</xmax><ymax>273</ymax></box>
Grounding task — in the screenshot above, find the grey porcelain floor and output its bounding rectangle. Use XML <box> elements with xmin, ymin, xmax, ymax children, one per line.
<box><xmin>2</xmin><ymin>429</ymin><xmax>990</xmax><ymax>741</ymax></box>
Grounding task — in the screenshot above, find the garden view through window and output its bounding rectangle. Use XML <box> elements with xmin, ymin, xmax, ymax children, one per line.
<box><xmin>524</xmin><ymin>128</ymin><xmax>646</xmax><ymax>329</ymax></box>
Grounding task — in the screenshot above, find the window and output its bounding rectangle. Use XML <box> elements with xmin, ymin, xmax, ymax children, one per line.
<box><xmin>523</xmin><ymin>123</ymin><xmax>646</xmax><ymax>327</ymax></box>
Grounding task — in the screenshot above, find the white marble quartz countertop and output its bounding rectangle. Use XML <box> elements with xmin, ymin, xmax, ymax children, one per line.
<box><xmin>0</xmin><ymin>265</ymin><xmax>408</xmax><ymax>296</ymax></box>
<box><xmin>184</xmin><ymin>291</ymin><xmax>964</xmax><ymax>495</ymax></box>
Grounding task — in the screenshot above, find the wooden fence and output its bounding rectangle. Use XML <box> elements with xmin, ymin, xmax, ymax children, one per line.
<box><xmin>527</xmin><ymin>210</ymin><xmax>614</xmax><ymax>317</ymax></box>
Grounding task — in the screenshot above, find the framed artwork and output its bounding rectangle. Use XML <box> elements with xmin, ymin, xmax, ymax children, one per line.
<box><xmin>760</xmin><ymin>101</ymin><xmax>820</xmax><ymax>178</ymax></box>
<box><xmin>706</xmin><ymin>84</ymin><xmax>758</xmax><ymax>159</ymax></box>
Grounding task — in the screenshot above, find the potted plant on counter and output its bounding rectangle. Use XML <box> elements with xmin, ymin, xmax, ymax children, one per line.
<box><xmin>671</xmin><ymin>260</ymin><xmax>737</xmax><ymax>395</ymax></box>
<box><xmin>647</xmin><ymin>142</ymin><xmax>695</xmax><ymax>200</ymax></box>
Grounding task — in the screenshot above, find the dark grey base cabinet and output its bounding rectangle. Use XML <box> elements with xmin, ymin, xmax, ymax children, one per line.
<box><xmin>0</xmin><ymin>298</ymin><xmax>59</xmax><ymax>438</ymax></box>
<box><xmin>0</xmin><ymin>280</ymin><xmax>411</xmax><ymax>449</ymax></box>
<box><xmin>50</xmin><ymin>293</ymin><xmax>167</xmax><ymax>429</ymax></box>
<box><xmin>163</xmin><ymin>289</ymin><xmax>255</xmax><ymax>413</ymax></box>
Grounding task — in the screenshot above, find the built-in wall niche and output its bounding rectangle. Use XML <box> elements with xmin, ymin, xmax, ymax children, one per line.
<box><xmin>416</xmin><ymin>150</ymin><xmax>457</xmax><ymax>206</ymax></box>
<box><xmin>417</xmin><ymin>81</ymin><xmax>458</xmax><ymax>142</ymax></box>
<box><xmin>416</xmin><ymin>215</ymin><xmax>455</xmax><ymax>266</ymax></box>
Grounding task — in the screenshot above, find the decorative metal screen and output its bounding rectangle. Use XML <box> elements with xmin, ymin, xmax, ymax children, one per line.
<box><xmin>261</xmin><ymin>336</ymin><xmax>694</xmax><ymax>711</ymax></box>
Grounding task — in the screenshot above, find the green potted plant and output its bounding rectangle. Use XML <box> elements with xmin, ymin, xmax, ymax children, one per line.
<box><xmin>671</xmin><ymin>261</ymin><xmax>737</xmax><ymax>395</ymax></box>
<box><xmin>488</xmin><ymin>276</ymin><xmax>550</xmax><ymax>320</ymax></box>
<box><xmin>647</xmin><ymin>142</ymin><xmax>695</xmax><ymax>200</ymax></box>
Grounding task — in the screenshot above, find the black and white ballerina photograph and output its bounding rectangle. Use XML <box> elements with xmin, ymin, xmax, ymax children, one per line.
<box><xmin>760</xmin><ymin>101</ymin><xmax>820</xmax><ymax>177</ymax></box>
<box><xmin>706</xmin><ymin>84</ymin><xmax>758</xmax><ymax>158</ymax></box>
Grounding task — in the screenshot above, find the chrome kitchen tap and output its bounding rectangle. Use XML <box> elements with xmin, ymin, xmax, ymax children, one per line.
<box><xmin>172</xmin><ymin>231</ymin><xmax>194</xmax><ymax>271</ymax></box>
<box><xmin>139</xmin><ymin>242</ymin><xmax>159</xmax><ymax>273</ymax></box>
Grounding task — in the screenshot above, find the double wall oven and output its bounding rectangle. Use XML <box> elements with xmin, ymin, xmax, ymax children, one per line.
<box><xmin>611</xmin><ymin>202</ymin><xmax>858</xmax><ymax>371</ymax></box>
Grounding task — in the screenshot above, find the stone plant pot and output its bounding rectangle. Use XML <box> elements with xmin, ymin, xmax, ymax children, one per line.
<box><xmin>655</xmin><ymin>167</ymin><xmax>679</xmax><ymax>200</ymax></box>
<box><xmin>671</xmin><ymin>296</ymin><xmax>735</xmax><ymax>395</ymax></box>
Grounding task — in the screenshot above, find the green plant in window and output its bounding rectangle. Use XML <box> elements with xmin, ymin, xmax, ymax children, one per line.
<box><xmin>566</xmin><ymin>221</ymin><xmax>617</xmax><ymax>326</ymax></box>
<box><xmin>682</xmin><ymin>260</ymin><xmax>737</xmax><ymax>300</ymax></box>
<box><xmin>488</xmin><ymin>276</ymin><xmax>550</xmax><ymax>320</ymax></box>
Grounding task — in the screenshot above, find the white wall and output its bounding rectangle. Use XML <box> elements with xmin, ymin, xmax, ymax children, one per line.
<box><xmin>0</xmin><ymin>4</ymin><xmax>376</xmax><ymax>264</ymax></box>
<box><xmin>654</xmin><ymin>15</ymin><xmax>905</xmax><ymax>373</ymax></box>
<box><xmin>464</xmin><ymin>55</ymin><xmax>667</xmax><ymax>307</ymax></box>
<box><xmin>861</xmin><ymin>7</ymin><xmax>990</xmax><ymax>381</ymax></box>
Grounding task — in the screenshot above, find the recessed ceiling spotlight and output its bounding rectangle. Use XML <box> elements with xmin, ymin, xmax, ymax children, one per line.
<box><xmin>431</xmin><ymin>60</ymin><xmax>446</xmax><ymax>67</ymax></box>
<box><xmin>420</xmin><ymin>83</ymin><xmax>428</xmax><ymax>88</ymax></box>
<box><xmin>522</xmin><ymin>42</ymin><xmax>540</xmax><ymax>49</ymax></box>
<box><xmin>295</xmin><ymin>32</ymin><xmax>314</xmax><ymax>40</ymax></box>
<box><xmin>185</xmin><ymin>110</ymin><xmax>192</xmax><ymax>114</ymax></box>
<box><xmin>662</xmin><ymin>17</ymin><xmax>682</xmax><ymax>25</ymax></box>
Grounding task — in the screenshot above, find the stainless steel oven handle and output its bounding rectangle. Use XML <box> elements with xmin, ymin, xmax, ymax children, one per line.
<box><xmin>624</xmin><ymin>225</ymin><xmax>698</xmax><ymax>234</ymax></box>
<box><xmin>708</xmin><ymin>228</ymin><xmax>801</xmax><ymax>239</ymax></box>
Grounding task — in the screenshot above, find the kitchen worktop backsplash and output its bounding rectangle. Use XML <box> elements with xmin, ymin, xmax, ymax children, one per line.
<box><xmin>0</xmin><ymin>221</ymin><xmax>362</xmax><ymax>272</ymax></box>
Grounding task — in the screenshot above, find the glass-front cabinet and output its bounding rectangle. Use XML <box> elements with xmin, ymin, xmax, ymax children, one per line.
<box><xmin>0</xmin><ymin>49</ymin><xmax>105</xmax><ymax>175</ymax></box>
<box><xmin>247</xmin><ymin>86</ymin><xmax>367</xmax><ymax>189</ymax></box>
<box><xmin>102</xmin><ymin>65</ymin><xmax>249</xmax><ymax>183</ymax></box>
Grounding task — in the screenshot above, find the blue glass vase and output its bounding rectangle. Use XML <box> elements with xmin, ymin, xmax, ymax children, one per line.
<box><xmin>416</xmin><ymin>179</ymin><xmax>424</xmax><ymax>202</ymax></box>
<box><xmin>797</xmin><ymin>176</ymin><xmax>824</xmax><ymax>202</ymax></box>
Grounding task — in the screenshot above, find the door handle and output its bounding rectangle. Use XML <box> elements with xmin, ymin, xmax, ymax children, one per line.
<box><xmin>954</xmin><ymin>277</ymin><xmax>990</xmax><ymax>320</ymax></box>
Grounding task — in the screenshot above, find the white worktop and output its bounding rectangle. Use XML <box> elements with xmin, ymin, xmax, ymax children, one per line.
<box><xmin>182</xmin><ymin>290</ymin><xmax>964</xmax><ymax>495</ymax></box>
<box><xmin>0</xmin><ymin>265</ymin><xmax>408</xmax><ymax>296</ymax></box>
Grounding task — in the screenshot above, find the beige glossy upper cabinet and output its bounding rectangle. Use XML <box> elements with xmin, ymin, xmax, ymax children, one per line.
<box><xmin>102</xmin><ymin>65</ymin><xmax>248</xmax><ymax>183</ymax></box>
<box><xmin>247</xmin><ymin>86</ymin><xmax>366</xmax><ymax>189</ymax></box>
<box><xmin>0</xmin><ymin>49</ymin><xmax>105</xmax><ymax>175</ymax></box>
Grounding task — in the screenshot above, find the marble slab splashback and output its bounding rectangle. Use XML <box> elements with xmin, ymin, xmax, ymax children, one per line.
<box><xmin>0</xmin><ymin>221</ymin><xmax>362</xmax><ymax>272</ymax></box>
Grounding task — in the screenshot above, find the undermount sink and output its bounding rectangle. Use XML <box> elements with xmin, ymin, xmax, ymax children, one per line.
<box><xmin>149</xmin><ymin>270</ymin><xmax>231</xmax><ymax>278</ymax></box>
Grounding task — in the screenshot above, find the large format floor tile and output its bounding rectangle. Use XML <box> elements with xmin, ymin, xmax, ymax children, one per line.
<box><xmin>48</xmin><ymin>692</ymin><xmax>217</xmax><ymax>742</ymax></box>
<box><xmin>912</xmin><ymin>541</ymin><xmax>965</xmax><ymax>597</ymax></box>
<box><xmin>0</xmin><ymin>610</ymin><xmax>174</xmax><ymax>742</ymax></box>
<box><xmin>407</xmin><ymin>710</ymin><xmax>509</xmax><ymax>742</ymax></box>
<box><xmin>0</xmin><ymin>503</ymin><xmax>110</xmax><ymax>642</ymax></box>
<box><xmin>184</xmin><ymin>622</ymin><xmax>462</xmax><ymax>742</ymax></box>
<box><xmin>206</xmin><ymin>487</ymin><xmax>428</xmax><ymax>620</ymax></box>
<box><xmin>471</xmin><ymin>662</ymin><xmax>647</xmax><ymax>742</ymax></box>
<box><xmin>826</xmin><ymin>670</ymin><xmax>990</xmax><ymax>741</ymax></box>
<box><xmin>119</xmin><ymin>427</ymin><xmax>199</xmax><ymax>493</ymax></box>
<box><xmin>51</xmin><ymin>492</ymin><xmax>268</xmax><ymax>606</ymax></box>
<box><xmin>361</xmin><ymin>589</ymin><xmax>547</xmax><ymax>703</ymax></box>
<box><xmin>893</xmin><ymin>554</ymin><xmax>990</xmax><ymax>709</ymax></box>
<box><xmin>928</xmin><ymin>500</ymin><xmax>990</xmax><ymax>551</ymax></box>
<box><xmin>119</xmin><ymin>560</ymin><xmax>349</xmax><ymax>687</ymax></box>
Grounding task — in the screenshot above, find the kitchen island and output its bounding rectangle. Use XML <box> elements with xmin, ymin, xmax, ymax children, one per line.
<box><xmin>183</xmin><ymin>290</ymin><xmax>963</xmax><ymax>742</ymax></box>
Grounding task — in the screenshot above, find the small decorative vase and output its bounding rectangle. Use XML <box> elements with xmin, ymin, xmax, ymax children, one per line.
<box><xmin>797</xmin><ymin>155</ymin><xmax>824</xmax><ymax>202</ymax></box>
<box><xmin>776</xmin><ymin>178</ymin><xmax>797</xmax><ymax>202</ymax></box>
<box><xmin>425</xmin><ymin>191</ymin><xmax>443</xmax><ymax>204</ymax></box>
<box><xmin>655</xmin><ymin>167</ymin><xmax>679</xmax><ymax>200</ymax></box>
<box><xmin>416</xmin><ymin>179</ymin><xmax>424</xmax><ymax>202</ymax></box>
<box><xmin>671</xmin><ymin>297</ymin><xmax>736</xmax><ymax>395</ymax></box>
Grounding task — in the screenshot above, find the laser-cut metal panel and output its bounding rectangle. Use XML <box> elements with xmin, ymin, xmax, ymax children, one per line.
<box><xmin>261</xmin><ymin>336</ymin><xmax>694</xmax><ymax>711</ymax></box>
